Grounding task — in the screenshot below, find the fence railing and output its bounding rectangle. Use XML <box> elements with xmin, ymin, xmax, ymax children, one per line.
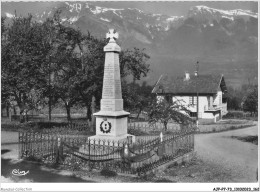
<box><xmin>19</xmin><ymin>126</ymin><xmax>195</xmax><ymax>175</ymax></box>
<box><xmin>40</xmin><ymin>123</ymin><xmax>91</xmax><ymax>135</ymax></box>
<box><xmin>128</xmin><ymin>122</ymin><xmax>182</xmax><ymax>133</ymax></box>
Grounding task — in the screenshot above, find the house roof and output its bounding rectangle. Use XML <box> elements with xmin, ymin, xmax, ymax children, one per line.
<box><xmin>152</xmin><ymin>73</ymin><xmax>227</xmax><ymax>94</ymax></box>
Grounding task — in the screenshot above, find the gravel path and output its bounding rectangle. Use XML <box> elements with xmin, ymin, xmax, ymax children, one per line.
<box><xmin>195</xmin><ymin>123</ymin><xmax>258</xmax><ymax>182</ymax></box>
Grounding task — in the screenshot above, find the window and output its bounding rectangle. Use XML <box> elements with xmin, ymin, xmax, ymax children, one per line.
<box><xmin>189</xmin><ymin>96</ymin><xmax>197</xmax><ymax>105</ymax></box>
<box><xmin>219</xmin><ymin>94</ymin><xmax>222</xmax><ymax>105</ymax></box>
<box><xmin>165</xmin><ymin>95</ymin><xmax>172</xmax><ymax>103</ymax></box>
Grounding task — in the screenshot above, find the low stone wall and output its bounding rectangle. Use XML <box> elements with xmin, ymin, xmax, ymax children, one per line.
<box><xmin>128</xmin><ymin>120</ymin><xmax>256</xmax><ymax>134</ymax></box>
<box><xmin>149</xmin><ymin>151</ymin><xmax>195</xmax><ymax>175</ymax></box>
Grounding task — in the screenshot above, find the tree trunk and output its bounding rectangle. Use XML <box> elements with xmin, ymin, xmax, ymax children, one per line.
<box><xmin>136</xmin><ymin>108</ymin><xmax>142</xmax><ymax>119</ymax></box>
<box><xmin>9</xmin><ymin>108</ymin><xmax>12</xmax><ymax>122</ymax></box>
<box><xmin>6</xmin><ymin>104</ymin><xmax>9</xmax><ymax>117</ymax></box>
<box><xmin>87</xmin><ymin>105</ymin><xmax>92</xmax><ymax>121</ymax></box>
<box><xmin>19</xmin><ymin>111</ymin><xmax>24</xmax><ymax>123</ymax></box>
<box><xmin>91</xmin><ymin>96</ymin><xmax>96</xmax><ymax>133</ymax></box>
<box><xmin>13</xmin><ymin>107</ymin><xmax>17</xmax><ymax>115</ymax></box>
<box><xmin>163</xmin><ymin>121</ymin><xmax>168</xmax><ymax>131</ymax></box>
<box><xmin>25</xmin><ymin>110</ymin><xmax>28</xmax><ymax>122</ymax></box>
<box><xmin>65</xmin><ymin>105</ymin><xmax>71</xmax><ymax>122</ymax></box>
<box><xmin>48</xmin><ymin>97</ymin><xmax>52</xmax><ymax>121</ymax></box>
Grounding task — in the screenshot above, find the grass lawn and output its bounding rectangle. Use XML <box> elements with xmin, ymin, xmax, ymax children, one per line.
<box><xmin>230</xmin><ymin>135</ymin><xmax>258</xmax><ymax>145</ymax></box>
<box><xmin>197</xmin><ymin>119</ymin><xmax>256</xmax><ymax>133</ymax></box>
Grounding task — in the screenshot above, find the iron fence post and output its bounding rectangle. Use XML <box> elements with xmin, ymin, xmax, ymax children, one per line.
<box><xmin>88</xmin><ymin>139</ymin><xmax>90</xmax><ymax>169</ymax></box>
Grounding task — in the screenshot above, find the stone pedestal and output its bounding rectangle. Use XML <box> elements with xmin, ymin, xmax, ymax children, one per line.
<box><xmin>89</xmin><ymin>29</ymin><xmax>134</xmax><ymax>142</ymax></box>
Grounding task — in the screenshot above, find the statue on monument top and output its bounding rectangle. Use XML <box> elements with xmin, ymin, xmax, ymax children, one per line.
<box><xmin>106</xmin><ymin>29</ymin><xmax>118</xmax><ymax>43</ymax></box>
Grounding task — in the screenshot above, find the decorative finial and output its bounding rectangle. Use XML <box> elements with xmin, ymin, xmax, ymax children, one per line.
<box><xmin>106</xmin><ymin>29</ymin><xmax>118</xmax><ymax>43</ymax></box>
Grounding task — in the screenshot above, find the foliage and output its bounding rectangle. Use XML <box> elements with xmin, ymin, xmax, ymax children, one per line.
<box><xmin>242</xmin><ymin>85</ymin><xmax>258</xmax><ymax>115</ymax></box>
<box><xmin>122</xmin><ymin>81</ymin><xmax>153</xmax><ymax>117</ymax></box>
<box><xmin>226</xmin><ymin>83</ymin><xmax>258</xmax><ymax>111</ymax></box>
<box><xmin>119</xmin><ymin>48</ymin><xmax>150</xmax><ymax>81</ymax></box>
<box><xmin>148</xmin><ymin>97</ymin><xmax>193</xmax><ymax>131</ymax></box>
<box><xmin>100</xmin><ymin>169</ymin><xmax>118</xmax><ymax>177</ymax></box>
<box><xmin>226</xmin><ymin>86</ymin><xmax>243</xmax><ymax>110</ymax></box>
<box><xmin>1</xmin><ymin>15</ymin><xmax>49</xmax><ymax>121</ymax></box>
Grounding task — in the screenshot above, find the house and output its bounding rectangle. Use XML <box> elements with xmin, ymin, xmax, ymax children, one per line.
<box><xmin>152</xmin><ymin>72</ymin><xmax>228</xmax><ymax>123</ymax></box>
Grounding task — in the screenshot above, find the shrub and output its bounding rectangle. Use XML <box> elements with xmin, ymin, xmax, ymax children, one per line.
<box><xmin>128</xmin><ymin>128</ymin><xmax>148</xmax><ymax>136</ymax></box>
<box><xmin>155</xmin><ymin>178</ymin><xmax>174</xmax><ymax>183</ymax></box>
<box><xmin>167</xmin><ymin>161</ymin><xmax>178</xmax><ymax>169</ymax></box>
<box><xmin>138</xmin><ymin>172</ymin><xmax>156</xmax><ymax>181</ymax></box>
<box><xmin>181</xmin><ymin>161</ymin><xmax>187</xmax><ymax>166</ymax></box>
<box><xmin>25</xmin><ymin>156</ymin><xmax>42</xmax><ymax>162</ymax></box>
<box><xmin>229</xmin><ymin>126</ymin><xmax>236</xmax><ymax>130</ymax></box>
<box><xmin>222</xmin><ymin>111</ymin><xmax>244</xmax><ymax>119</ymax></box>
<box><xmin>100</xmin><ymin>169</ymin><xmax>117</xmax><ymax>177</ymax></box>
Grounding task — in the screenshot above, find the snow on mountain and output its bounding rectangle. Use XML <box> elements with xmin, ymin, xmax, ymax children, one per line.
<box><xmin>221</xmin><ymin>15</ymin><xmax>234</xmax><ymax>21</ymax></box>
<box><xmin>194</xmin><ymin>5</ymin><xmax>257</xmax><ymax>18</ymax></box>
<box><xmin>68</xmin><ymin>16</ymin><xmax>79</xmax><ymax>24</ymax></box>
<box><xmin>100</xmin><ymin>17</ymin><xmax>111</xmax><ymax>22</ymax></box>
<box><xmin>127</xmin><ymin>8</ymin><xmax>144</xmax><ymax>13</ymax></box>
<box><xmin>53</xmin><ymin>2</ymin><xmax>182</xmax><ymax>32</ymax></box>
<box><xmin>5</xmin><ymin>12</ymin><xmax>15</xmax><ymax>18</ymax></box>
<box><xmin>167</xmin><ymin>16</ymin><xmax>183</xmax><ymax>22</ymax></box>
<box><xmin>188</xmin><ymin>5</ymin><xmax>257</xmax><ymax>23</ymax></box>
<box><xmin>90</xmin><ymin>6</ymin><xmax>102</xmax><ymax>14</ymax></box>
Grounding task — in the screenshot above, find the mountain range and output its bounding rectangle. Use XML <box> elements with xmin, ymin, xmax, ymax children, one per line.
<box><xmin>4</xmin><ymin>2</ymin><xmax>258</xmax><ymax>88</ymax></box>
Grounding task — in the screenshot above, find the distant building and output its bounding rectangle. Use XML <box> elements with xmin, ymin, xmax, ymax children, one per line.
<box><xmin>152</xmin><ymin>72</ymin><xmax>228</xmax><ymax>123</ymax></box>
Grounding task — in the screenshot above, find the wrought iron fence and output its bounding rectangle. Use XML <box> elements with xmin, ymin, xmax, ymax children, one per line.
<box><xmin>19</xmin><ymin>127</ymin><xmax>195</xmax><ymax>175</ymax></box>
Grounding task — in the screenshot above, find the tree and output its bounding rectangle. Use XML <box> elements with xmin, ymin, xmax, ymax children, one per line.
<box><xmin>48</xmin><ymin>23</ymin><xmax>85</xmax><ymax>122</ymax></box>
<box><xmin>119</xmin><ymin>48</ymin><xmax>150</xmax><ymax>82</ymax></box>
<box><xmin>122</xmin><ymin>81</ymin><xmax>154</xmax><ymax>118</ymax></box>
<box><xmin>1</xmin><ymin>16</ymin><xmax>11</xmax><ymax>117</ymax></box>
<box><xmin>242</xmin><ymin>85</ymin><xmax>258</xmax><ymax>115</ymax></box>
<box><xmin>148</xmin><ymin>97</ymin><xmax>193</xmax><ymax>131</ymax></box>
<box><xmin>1</xmin><ymin>15</ymin><xmax>48</xmax><ymax>122</ymax></box>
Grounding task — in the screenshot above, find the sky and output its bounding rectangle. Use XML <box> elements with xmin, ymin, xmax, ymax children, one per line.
<box><xmin>1</xmin><ymin>1</ymin><xmax>258</xmax><ymax>17</ymax></box>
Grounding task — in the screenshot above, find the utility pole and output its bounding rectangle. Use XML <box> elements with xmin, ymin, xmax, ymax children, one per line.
<box><xmin>195</xmin><ymin>61</ymin><xmax>199</xmax><ymax>128</ymax></box>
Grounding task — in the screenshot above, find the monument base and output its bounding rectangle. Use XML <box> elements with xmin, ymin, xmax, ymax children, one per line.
<box><xmin>88</xmin><ymin>133</ymin><xmax>135</xmax><ymax>143</ymax></box>
<box><xmin>93</xmin><ymin>110</ymin><xmax>130</xmax><ymax>117</ymax></box>
<box><xmin>93</xmin><ymin>110</ymin><xmax>130</xmax><ymax>138</ymax></box>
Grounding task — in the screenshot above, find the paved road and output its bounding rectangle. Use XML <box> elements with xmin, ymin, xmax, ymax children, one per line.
<box><xmin>195</xmin><ymin>123</ymin><xmax>258</xmax><ymax>182</ymax></box>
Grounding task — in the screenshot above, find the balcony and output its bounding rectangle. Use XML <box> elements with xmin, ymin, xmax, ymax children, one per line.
<box><xmin>204</xmin><ymin>103</ymin><xmax>227</xmax><ymax>112</ymax></box>
<box><xmin>204</xmin><ymin>105</ymin><xmax>221</xmax><ymax>112</ymax></box>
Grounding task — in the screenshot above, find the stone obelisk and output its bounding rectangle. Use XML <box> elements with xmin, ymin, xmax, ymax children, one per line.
<box><xmin>90</xmin><ymin>29</ymin><xmax>133</xmax><ymax>142</ymax></box>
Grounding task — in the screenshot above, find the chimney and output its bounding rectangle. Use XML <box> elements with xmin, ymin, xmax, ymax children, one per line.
<box><xmin>184</xmin><ymin>71</ymin><xmax>190</xmax><ymax>81</ymax></box>
<box><xmin>194</xmin><ymin>71</ymin><xmax>198</xmax><ymax>76</ymax></box>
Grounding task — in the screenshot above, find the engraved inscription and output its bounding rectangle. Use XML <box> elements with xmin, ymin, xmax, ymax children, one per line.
<box><xmin>101</xmin><ymin>106</ymin><xmax>114</xmax><ymax>111</ymax></box>
<box><xmin>115</xmin><ymin>80</ymin><xmax>121</xmax><ymax>97</ymax></box>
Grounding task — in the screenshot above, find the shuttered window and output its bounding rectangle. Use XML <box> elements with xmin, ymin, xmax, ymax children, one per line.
<box><xmin>189</xmin><ymin>96</ymin><xmax>197</xmax><ymax>105</ymax></box>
